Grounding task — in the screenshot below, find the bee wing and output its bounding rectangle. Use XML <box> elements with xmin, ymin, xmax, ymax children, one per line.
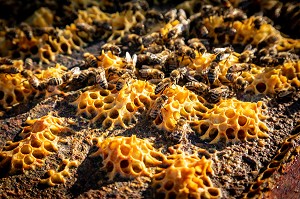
<box><xmin>125</xmin><ymin>52</ymin><xmax>131</xmax><ymax>63</ymax></box>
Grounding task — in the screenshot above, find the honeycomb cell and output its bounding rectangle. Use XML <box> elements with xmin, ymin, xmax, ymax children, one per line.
<box><xmin>90</xmin><ymin>135</ymin><xmax>166</xmax><ymax>181</ymax></box>
<box><xmin>191</xmin><ymin>98</ymin><xmax>269</xmax><ymax>144</ymax></box>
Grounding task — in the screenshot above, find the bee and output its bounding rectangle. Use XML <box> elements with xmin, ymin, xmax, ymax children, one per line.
<box><xmin>143</xmin><ymin>44</ymin><xmax>164</xmax><ymax>54</ymax></box>
<box><xmin>177</xmin><ymin>45</ymin><xmax>196</xmax><ymax>60</ymax></box>
<box><xmin>227</xmin><ymin>63</ymin><xmax>250</xmax><ymax>74</ymax></box>
<box><xmin>122</xmin><ymin>0</ymin><xmax>149</xmax><ymax>13</ymax></box>
<box><xmin>214</xmin><ymin>26</ymin><xmax>236</xmax><ymax>36</ymax></box>
<box><xmin>170</xmin><ymin>117</ymin><xmax>189</xmax><ymax>144</ymax></box>
<box><xmin>168</xmin><ymin>24</ymin><xmax>186</xmax><ymax>39</ymax></box>
<box><xmin>163</xmin><ymin>52</ymin><xmax>179</xmax><ymax>74</ymax></box>
<box><xmin>47</xmin><ymin>77</ymin><xmax>64</xmax><ymax>86</ymax></box>
<box><xmin>84</xmin><ymin>53</ymin><xmax>98</xmax><ymax>68</ymax></box>
<box><xmin>253</xmin><ymin>17</ymin><xmax>264</xmax><ymax>30</ymax></box>
<box><xmin>121</xmin><ymin>34</ymin><xmax>142</xmax><ymax>49</ymax></box>
<box><xmin>124</xmin><ymin>52</ymin><xmax>137</xmax><ymax>73</ymax></box>
<box><xmin>239</xmin><ymin>44</ymin><xmax>257</xmax><ymax>63</ymax></box>
<box><xmin>0</xmin><ymin>57</ymin><xmax>13</xmax><ymax>65</ymax></box>
<box><xmin>170</xmin><ymin>67</ymin><xmax>187</xmax><ymax>84</ymax></box>
<box><xmin>20</xmin><ymin>22</ymin><xmax>33</xmax><ymax>41</ymax></box>
<box><xmin>154</xmin><ymin>78</ymin><xmax>173</xmax><ymax>95</ymax></box>
<box><xmin>116</xmin><ymin>72</ymin><xmax>134</xmax><ymax>91</ymax></box>
<box><xmin>177</xmin><ymin>9</ymin><xmax>187</xmax><ymax>23</ymax></box>
<box><xmin>142</xmin><ymin>32</ymin><xmax>161</xmax><ymax>47</ymax></box>
<box><xmin>164</xmin><ymin>9</ymin><xmax>177</xmax><ymax>23</ymax></box>
<box><xmin>187</xmin><ymin>38</ymin><xmax>207</xmax><ymax>54</ymax></box>
<box><xmin>92</xmin><ymin>20</ymin><xmax>112</xmax><ymax>31</ymax></box>
<box><xmin>224</xmin><ymin>8</ymin><xmax>247</xmax><ymax>22</ymax></box>
<box><xmin>185</xmin><ymin>81</ymin><xmax>209</xmax><ymax>95</ymax></box>
<box><xmin>94</xmin><ymin>67</ymin><xmax>108</xmax><ymax>89</ymax></box>
<box><xmin>146</xmin><ymin>10</ymin><xmax>164</xmax><ymax>21</ymax></box>
<box><xmin>77</xmin><ymin>69</ymin><xmax>90</xmax><ymax>83</ymax></box>
<box><xmin>76</xmin><ymin>22</ymin><xmax>95</xmax><ymax>33</ymax></box>
<box><xmin>28</xmin><ymin>75</ymin><xmax>47</xmax><ymax>91</ymax></box>
<box><xmin>62</xmin><ymin>67</ymin><xmax>81</xmax><ymax>83</ymax></box>
<box><xmin>213</xmin><ymin>47</ymin><xmax>233</xmax><ymax>62</ymax></box>
<box><xmin>139</xmin><ymin>65</ymin><xmax>165</xmax><ymax>80</ymax></box>
<box><xmin>5</xmin><ymin>29</ymin><xmax>18</xmax><ymax>41</ymax></box>
<box><xmin>129</xmin><ymin>22</ymin><xmax>146</xmax><ymax>35</ymax></box>
<box><xmin>0</xmin><ymin>65</ymin><xmax>20</xmax><ymax>74</ymax></box>
<box><xmin>24</xmin><ymin>58</ymin><xmax>34</xmax><ymax>70</ymax></box>
<box><xmin>257</xmin><ymin>35</ymin><xmax>279</xmax><ymax>49</ymax></box>
<box><xmin>207</xmin><ymin>62</ymin><xmax>220</xmax><ymax>85</ymax></box>
<box><xmin>206</xmin><ymin>85</ymin><xmax>231</xmax><ymax>103</ymax></box>
<box><xmin>149</xmin><ymin>94</ymin><xmax>168</xmax><ymax>119</ymax></box>
<box><xmin>167</xmin><ymin>37</ymin><xmax>185</xmax><ymax>51</ymax></box>
<box><xmin>33</xmin><ymin>27</ymin><xmax>57</xmax><ymax>37</ymax></box>
<box><xmin>235</xmin><ymin>77</ymin><xmax>249</xmax><ymax>91</ymax></box>
<box><xmin>259</xmin><ymin>56</ymin><xmax>276</xmax><ymax>66</ymax></box>
<box><xmin>101</xmin><ymin>43</ymin><xmax>121</xmax><ymax>55</ymax></box>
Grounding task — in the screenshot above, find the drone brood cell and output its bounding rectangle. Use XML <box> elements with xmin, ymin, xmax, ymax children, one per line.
<box><xmin>191</xmin><ymin>98</ymin><xmax>269</xmax><ymax>144</ymax></box>
<box><xmin>71</xmin><ymin>79</ymin><xmax>155</xmax><ymax>129</ymax></box>
<box><xmin>90</xmin><ymin>135</ymin><xmax>166</xmax><ymax>181</ymax></box>
<box><xmin>152</xmin><ymin>152</ymin><xmax>221</xmax><ymax>199</ymax></box>
<box><xmin>0</xmin><ymin>115</ymin><xmax>71</xmax><ymax>175</ymax></box>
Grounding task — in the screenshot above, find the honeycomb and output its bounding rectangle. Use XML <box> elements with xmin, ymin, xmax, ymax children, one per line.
<box><xmin>40</xmin><ymin>159</ymin><xmax>79</xmax><ymax>187</ymax></box>
<box><xmin>245</xmin><ymin>61</ymin><xmax>300</xmax><ymax>95</ymax></box>
<box><xmin>90</xmin><ymin>135</ymin><xmax>166</xmax><ymax>181</ymax></box>
<box><xmin>71</xmin><ymin>79</ymin><xmax>155</xmax><ymax>129</ymax></box>
<box><xmin>152</xmin><ymin>148</ymin><xmax>221</xmax><ymax>199</ymax></box>
<box><xmin>190</xmin><ymin>98</ymin><xmax>269</xmax><ymax>144</ymax></box>
<box><xmin>153</xmin><ymin>85</ymin><xmax>208</xmax><ymax>132</ymax></box>
<box><xmin>0</xmin><ymin>61</ymin><xmax>67</xmax><ymax>116</ymax></box>
<box><xmin>0</xmin><ymin>114</ymin><xmax>71</xmax><ymax>175</ymax></box>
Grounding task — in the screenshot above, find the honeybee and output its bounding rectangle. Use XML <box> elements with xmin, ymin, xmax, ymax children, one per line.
<box><xmin>207</xmin><ymin>62</ymin><xmax>220</xmax><ymax>85</ymax></box>
<box><xmin>129</xmin><ymin>22</ymin><xmax>146</xmax><ymax>35</ymax></box>
<box><xmin>122</xmin><ymin>0</ymin><xmax>149</xmax><ymax>13</ymax></box>
<box><xmin>213</xmin><ymin>47</ymin><xmax>233</xmax><ymax>62</ymax></box>
<box><xmin>0</xmin><ymin>65</ymin><xmax>20</xmax><ymax>74</ymax></box>
<box><xmin>76</xmin><ymin>22</ymin><xmax>95</xmax><ymax>33</ymax></box>
<box><xmin>239</xmin><ymin>44</ymin><xmax>257</xmax><ymax>63</ymax></box>
<box><xmin>154</xmin><ymin>78</ymin><xmax>173</xmax><ymax>94</ymax></box>
<box><xmin>166</xmin><ymin>37</ymin><xmax>185</xmax><ymax>51</ymax></box>
<box><xmin>206</xmin><ymin>85</ymin><xmax>231</xmax><ymax>103</ymax></box>
<box><xmin>116</xmin><ymin>72</ymin><xmax>134</xmax><ymax>91</ymax></box>
<box><xmin>187</xmin><ymin>38</ymin><xmax>207</xmax><ymax>54</ymax></box>
<box><xmin>84</xmin><ymin>53</ymin><xmax>98</xmax><ymax>68</ymax></box>
<box><xmin>148</xmin><ymin>50</ymin><xmax>171</xmax><ymax>66</ymax></box>
<box><xmin>168</xmin><ymin>24</ymin><xmax>186</xmax><ymax>39</ymax></box>
<box><xmin>149</xmin><ymin>94</ymin><xmax>168</xmax><ymax>119</ymax></box>
<box><xmin>170</xmin><ymin>67</ymin><xmax>187</xmax><ymax>84</ymax></box>
<box><xmin>170</xmin><ymin>117</ymin><xmax>189</xmax><ymax>144</ymax></box>
<box><xmin>143</xmin><ymin>44</ymin><xmax>164</xmax><ymax>54</ymax></box>
<box><xmin>185</xmin><ymin>81</ymin><xmax>209</xmax><ymax>95</ymax></box>
<box><xmin>5</xmin><ymin>29</ymin><xmax>18</xmax><ymax>41</ymax></box>
<box><xmin>227</xmin><ymin>63</ymin><xmax>250</xmax><ymax>74</ymax></box>
<box><xmin>139</xmin><ymin>65</ymin><xmax>164</xmax><ymax>80</ymax></box>
<box><xmin>33</xmin><ymin>27</ymin><xmax>57</xmax><ymax>37</ymax></box>
<box><xmin>92</xmin><ymin>20</ymin><xmax>112</xmax><ymax>31</ymax></box>
<box><xmin>47</xmin><ymin>77</ymin><xmax>64</xmax><ymax>87</ymax></box>
<box><xmin>124</xmin><ymin>52</ymin><xmax>137</xmax><ymax>73</ymax></box>
<box><xmin>257</xmin><ymin>35</ymin><xmax>279</xmax><ymax>49</ymax></box>
<box><xmin>20</xmin><ymin>22</ymin><xmax>33</xmax><ymax>41</ymax></box>
<box><xmin>101</xmin><ymin>43</ymin><xmax>121</xmax><ymax>55</ymax></box>
<box><xmin>94</xmin><ymin>67</ymin><xmax>108</xmax><ymax>89</ymax></box>
<box><xmin>28</xmin><ymin>75</ymin><xmax>47</xmax><ymax>91</ymax></box>
<box><xmin>142</xmin><ymin>32</ymin><xmax>161</xmax><ymax>47</ymax></box>
<box><xmin>24</xmin><ymin>58</ymin><xmax>34</xmax><ymax>70</ymax></box>
<box><xmin>177</xmin><ymin>45</ymin><xmax>196</xmax><ymax>60</ymax></box>
<box><xmin>121</xmin><ymin>34</ymin><xmax>142</xmax><ymax>49</ymax></box>
<box><xmin>224</xmin><ymin>8</ymin><xmax>247</xmax><ymax>22</ymax></box>
<box><xmin>235</xmin><ymin>77</ymin><xmax>249</xmax><ymax>91</ymax></box>
<box><xmin>62</xmin><ymin>67</ymin><xmax>81</xmax><ymax>83</ymax></box>
<box><xmin>146</xmin><ymin>9</ymin><xmax>164</xmax><ymax>21</ymax></box>
<box><xmin>164</xmin><ymin>9</ymin><xmax>177</xmax><ymax>23</ymax></box>
<box><xmin>0</xmin><ymin>57</ymin><xmax>13</xmax><ymax>65</ymax></box>
<box><xmin>253</xmin><ymin>17</ymin><xmax>264</xmax><ymax>30</ymax></box>
<box><xmin>163</xmin><ymin>52</ymin><xmax>179</xmax><ymax>74</ymax></box>
<box><xmin>214</xmin><ymin>26</ymin><xmax>236</xmax><ymax>36</ymax></box>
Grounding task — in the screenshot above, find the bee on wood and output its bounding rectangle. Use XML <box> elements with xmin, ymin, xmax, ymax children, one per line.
<box><xmin>146</xmin><ymin>9</ymin><xmax>164</xmax><ymax>21</ymax></box>
<box><xmin>185</xmin><ymin>81</ymin><xmax>209</xmax><ymax>95</ymax></box>
<box><xmin>149</xmin><ymin>94</ymin><xmax>168</xmax><ymax>119</ymax></box>
<box><xmin>0</xmin><ymin>57</ymin><xmax>13</xmax><ymax>65</ymax></box>
<box><xmin>187</xmin><ymin>38</ymin><xmax>207</xmax><ymax>54</ymax></box>
<box><xmin>224</xmin><ymin>8</ymin><xmax>247</xmax><ymax>22</ymax></box>
<box><xmin>101</xmin><ymin>43</ymin><xmax>121</xmax><ymax>55</ymax></box>
<box><xmin>116</xmin><ymin>72</ymin><xmax>134</xmax><ymax>91</ymax></box>
<box><xmin>84</xmin><ymin>53</ymin><xmax>98</xmax><ymax>68</ymax></box>
<box><xmin>76</xmin><ymin>22</ymin><xmax>95</xmax><ymax>33</ymax></box>
<box><xmin>20</xmin><ymin>22</ymin><xmax>33</xmax><ymax>41</ymax></box>
<box><xmin>142</xmin><ymin>32</ymin><xmax>161</xmax><ymax>47</ymax></box>
<box><xmin>0</xmin><ymin>65</ymin><xmax>20</xmax><ymax>74</ymax></box>
<box><xmin>177</xmin><ymin>45</ymin><xmax>196</xmax><ymax>60</ymax></box>
<box><xmin>154</xmin><ymin>78</ymin><xmax>173</xmax><ymax>95</ymax></box>
<box><xmin>139</xmin><ymin>65</ymin><xmax>165</xmax><ymax>80</ymax></box>
<box><xmin>239</xmin><ymin>44</ymin><xmax>257</xmax><ymax>63</ymax></box>
<box><xmin>206</xmin><ymin>85</ymin><xmax>231</xmax><ymax>103</ymax></box>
